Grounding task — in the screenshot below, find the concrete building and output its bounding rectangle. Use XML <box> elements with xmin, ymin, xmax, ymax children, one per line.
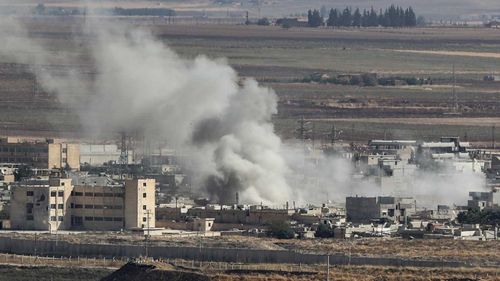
<box><xmin>368</xmin><ymin>140</ymin><xmax>417</xmax><ymax>161</ymax></box>
<box><xmin>80</xmin><ymin>144</ymin><xmax>133</xmax><ymax>166</ymax></box>
<box><xmin>10</xmin><ymin>174</ymin><xmax>155</xmax><ymax>231</ymax></box>
<box><xmin>0</xmin><ymin>138</ymin><xmax>80</xmax><ymax>170</ymax></box>
<box><xmin>346</xmin><ymin>196</ymin><xmax>416</xmax><ymax>223</ymax></box>
<box><xmin>186</xmin><ymin>205</ymin><xmax>293</xmax><ymax>225</ymax></box>
<box><xmin>346</xmin><ymin>196</ymin><xmax>379</xmax><ymax>223</ymax></box>
<box><xmin>467</xmin><ymin>191</ymin><xmax>500</xmax><ymax>210</ymax></box>
<box><xmin>124</xmin><ymin>178</ymin><xmax>156</xmax><ymax>229</ymax></box>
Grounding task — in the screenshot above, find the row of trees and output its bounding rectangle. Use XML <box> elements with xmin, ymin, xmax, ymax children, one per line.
<box><xmin>308</xmin><ymin>5</ymin><xmax>418</xmax><ymax>28</ymax></box>
<box><xmin>457</xmin><ymin>208</ymin><xmax>500</xmax><ymax>225</ymax></box>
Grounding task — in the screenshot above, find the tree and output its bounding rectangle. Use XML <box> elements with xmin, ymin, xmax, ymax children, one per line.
<box><xmin>378</xmin><ymin>8</ymin><xmax>385</xmax><ymax>27</ymax></box>
<box><xmin>268</xmin><ymin>221</ymin><xmax>295</xmax><ymax>239</ymax></box>
<box><xmin>257</xmin><ymin>17</ymin><xmax>270</xmax><ymax>26</ymax></box>
<box><xmin>308</xmin><ymin>9</ymin><xmax>323</xmax><ymax>27</ymax></box>
<box><xmin>352</xmin><ymin>8</ymin><xmax>362</xmax><ymax>27</ymax></box>
<box><xmin>339</xmin><ymin>7</ymin><xmax>352</xmax><ymax>27</ymax></box>
<box><xmin>405</xmin><ymin>7</ymin><xmax>417</xmax><ymax>27</ymax></box>
<box><xmin>368</xmin><ymin>7</ymin><xmax>378</xmax><ymax>27</ymax></box>
<box><xmin>34</xmin><ymin>3</ymin><xmax>46</xmax><ymax>15</ymax></box>
<box><xmin>416</xmin><ymin>15</ymin><xmax>426</xmax><ymax>27</ymax></box>
<box><xmin>457</xmin><ymin>208</ymin><xmax>500</xmax><ymax>225</ymax></box>
<box><xmin>315</xmin><ymin>224</ymin><xmax>335</xmax><ymax>238</ymax></box>
<box><xmin>327</xmin><ymin>8</ymin><xmax>339</xmax><ymax>27</ymax></box>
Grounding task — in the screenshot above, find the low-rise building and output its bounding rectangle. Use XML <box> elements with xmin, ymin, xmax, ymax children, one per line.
<box><xmin>346</xmin><ymin>196</ymin><xmax>416</xmax><ymax>223</ymax></box>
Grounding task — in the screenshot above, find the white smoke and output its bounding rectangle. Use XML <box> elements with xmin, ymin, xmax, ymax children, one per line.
<box><xmin>0</xmin><ymin>19</ymin><xmax>292</xmax><ymax>205</ymax></box>
<box><xmin>0</xmin><ymin>16</ymin><xmax>487</xmax><ymax>208</ymax></box>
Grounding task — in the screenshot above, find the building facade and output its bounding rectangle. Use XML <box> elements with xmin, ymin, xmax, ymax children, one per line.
<box><xmin>0</xmin><ymin>138</ymin><xmax>80</xmax><ymax>170</ymax></box>
<box><xmin>10</xmin><ymin>175</ymin><xmax>155</xmax><ymax>231</ymax></box>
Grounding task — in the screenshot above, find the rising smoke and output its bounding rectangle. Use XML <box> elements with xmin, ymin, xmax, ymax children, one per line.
<box><xmin>0</xmin><ymin>18</ymin><xmax>292</xmax><ymax>205</ymax></box>
<box><xmin>0</xmin><ymin>16</ymin><xmax>486</xmax><ymax>208</ymax></box>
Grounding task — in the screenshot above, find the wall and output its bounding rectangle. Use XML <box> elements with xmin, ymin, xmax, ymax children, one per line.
<box><xmin>346</xmin><ymin>197</ymin><xmax>378</xmax><ymax>223</ymax></box>
<box><xmin>0</xmin><ymin>237</ymin><xmax>468</xmax><ymax>268</ymax></box>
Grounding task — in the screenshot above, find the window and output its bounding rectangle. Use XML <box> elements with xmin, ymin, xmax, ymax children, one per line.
<box><xmin>94</xmin><ymin>205</ymin><xmax>103</xmax><ymax>209</ymax></box>
<box><xmin>94</xmin><ymin>217</ymin><xmax>103</xmax><ymax>221</ymax></box>
<box><xmin>113</xmin><ymin>217</ymin><xmax>123</xmax><ymax>222</ymax></box>
<box><xmin>26</xmin><ymin>215</ymin><xmax>34</xmax><ymax>221</ymax></box>
<box><xmin>85</xmin><ymin>216</ymin><xmax>94</xmax><ymax>221</ymax></box>
<box><xmin>50</xmin><ymin>216</ymin><xmax>56</xmax><ymax>221</ymax></box>
<box><xmin>50</xmin><ymin>204</ymin><xmax>56</xmax><ymax>209</ymax></box>
<box><xmin>26</xmin><ymin>191</ymin><xmax>34</xmax><ymax>196</ymax></box>
<box><xmin>143</xmin><ymin>193</ymin><xmax>147</xmax><ymax>198</ymax></box>
<box><xmin>58</xmin><ymin>204</ymin><xmax>64</xmax><ymax>209</ymax></box>
<box><xmin>62</xmin><ymin>148</ymin><xmax>67</xmax><ymax>153</ymax></box>
<box><xmin>104</xmin><ymin>217</ymin><xmax>113</xmax><ymax>221</ymax></box>
<box><xmin>84</xmin><ymin>204</ymin><xmax>94</xmax><ymax>209</ymax></box>
<box><xmin>62</xmin><ymin>158</ymin><xmax>67</xmax><ymax>163</ymax></box>
<box><xmin>75</xmin><ymin>204</ymin><xmax>83</xmax><ymax>209</ymax></box>
<box><xmin>72</xmin><ymin>216</ymin><xmax>83</xmax><ymax>226</ymax></box>
<box><xmin>143</xmin><ymin>182</ymin><xmax>147</xmax><ymax>187</ymax></box>
<box><xmin>74</xmin><ymin>192</ymin><xmax>83</xmax><ymax>196</ymax></box>
<box><xmin>103</xmin><ymin>193</ymin><xmax>113</xmax><ymax>197</ymax></box>
<box><xmin>113</xmin><ymin>205</ymin><xmax>123</xmax><ymax>210</ymax></box>
<box><xmin>50</xmin><ymin>191</ymin><xmax>56</xmax><ymax>197</ymax></box>
<box><xmin>57</xmin><ymin>216</ymin><xmax>63</xmax><ymax>221</ymax></box>
<box><xmin>26</xmin><ymin>203</ymin><xmax>33</xmax><ymax>214</ymax></box>
<box><xmin>143</xmin><ymin>217</ymin><xmax>147</xmax><ymax>222</ymax></box>
<box><xmin>70</xmin><ymin>203</ymin><xmax>74</xmax><ymax>209</ymax></box>
<box><xmin>85</xmin><ymin>192</ymin><xmax>94</xmax><ymax>197</ymax></box>
<box><xmin>58</xmin><ymin>191</ymin><xmax>64</xmax><ymax>196</ymax></box>
<box><xmin>143</xmin><ymin>205</ymin><xmax>147</xmax><ymax>210</ymax></box>
<box><xmin>94</xmin><ymin>193</ymin><xmax>103</xmax><ymax>197</ymax></box>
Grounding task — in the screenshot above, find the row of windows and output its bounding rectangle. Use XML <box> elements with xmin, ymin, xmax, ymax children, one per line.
<box><xmin>70</xmin><ymin>204</ymin><xmax>123</xmax><ymax>210</ymax></box>
<box><xmin>50</xmin><ymin>204</ymin><xmax>64</xmax><ymax>209</ymax></box>
<box><xmin>71</xmin><ymin>191</ymin><xmax>124</xmax><ymax>198</ymax></box>
<box><xmin>27</xmin><ymin>191</ymin><xmax>124</xmax><ymax>198</ymax></box>
<box><xmin>50</xmin><ymin>191</ymin><xmax>65</xmax><ymax>197</ymax></box>
<box><xmin>83</xmin><ymin>216</ymin><xmax>123</xmax><ymax>222</ymax></box>
<box><xmin>0</xmin><ymin>157</ymin><xmax>44</xmax><ymax>163</ymax></box>
<box><xmin>0</xmin><ymin>147</ymin><xmax>48</xmax><ymax>153</ymax></box>
<box><xmin>50</xmin><ymin>216</ymin><xmax>64</xmax><ymax>221</ymax></box>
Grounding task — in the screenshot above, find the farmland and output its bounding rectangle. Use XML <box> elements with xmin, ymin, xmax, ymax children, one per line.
<box><xmin>1</xmin><ymin>20</ymin><xmax>500</xmax><ymax>143</ymax></box>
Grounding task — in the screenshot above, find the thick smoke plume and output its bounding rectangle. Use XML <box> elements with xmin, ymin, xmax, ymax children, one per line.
<box><xmin>0</xmin><ymin>17</ymin><xmax>486</xmax><ymax>208</ymax></box>
<box><xmin>0</xmin><ymin>19</ymin><xmax>291</xmax><ymax>205</ymax></box>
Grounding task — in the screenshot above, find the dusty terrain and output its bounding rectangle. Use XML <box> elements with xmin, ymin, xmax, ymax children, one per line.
<box><xmin>3</xmin><ymin>232</ymin><xmax>499</xmax><ymax>266</ymax></box>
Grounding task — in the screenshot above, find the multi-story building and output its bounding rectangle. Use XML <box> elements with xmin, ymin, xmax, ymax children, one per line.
<box><xmin>10</xmin><ymin>173</ymin><xmax>155</xmax><ymax>231</ymax></box>
<box><xmin>0</xmin><ymin>137</ymin><xmax>80</xmax><ymax>170</ymax></box>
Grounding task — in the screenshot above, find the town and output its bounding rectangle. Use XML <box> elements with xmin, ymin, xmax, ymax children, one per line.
<box><xmin>0</xmin><ymin>135</ymin><xmax>497</xmax><ymax>241</ymax></box>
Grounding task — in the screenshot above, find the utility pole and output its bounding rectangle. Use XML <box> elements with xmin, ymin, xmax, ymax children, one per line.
<box><xmin>145</xmin><ymin>209</ymin><xmax>151</xmax><ymax>257</ymax></box>
<box><xmin>329</xmin><ymin>124</ymin><xmax>343</xmax><ymax>146</ymax></box>
<box><xmin>452</xmin><ymin>63</ymin><xmax>458</xmax><ymax>112</ymax></box>
<box><xmin>326</xmin><ymin>255</ymin><xmax>330</xmax><ymax>281</ymax></box>
<box><xmin>492</xmin><ymin>125</ymin><xmax>496</xmax><ymax>149</ymax></box>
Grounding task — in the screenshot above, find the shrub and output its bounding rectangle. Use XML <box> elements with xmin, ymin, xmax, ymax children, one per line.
<box><xmin>315</xmin><ymin>224</ymin><xmax>335</xmax><ymax>238</ymax></box>
<box><xmin>268</xmin><ymin>221</ymin><xmax>295</xmax><ymax>239</ymax></box>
